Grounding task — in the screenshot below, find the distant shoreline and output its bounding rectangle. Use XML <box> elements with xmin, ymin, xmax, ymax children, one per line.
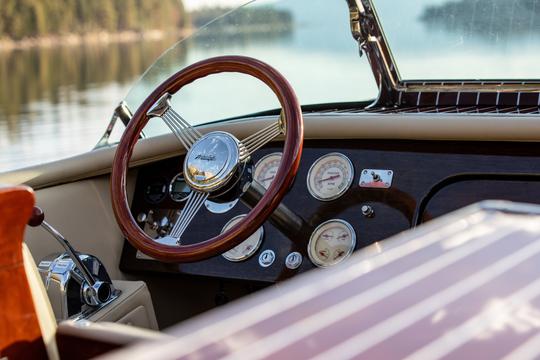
<box><xmin>0</xmin><ymin>28</ymin><xmax>194</xmax><ymax>51</ymax></box>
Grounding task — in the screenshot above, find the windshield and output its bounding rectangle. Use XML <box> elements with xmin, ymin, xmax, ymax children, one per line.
<box><xmin>374</xmin><ymin>0</ymin><xmax>540</xmax><ymax>80</ymax></box>
<box><xmin>123</xmin><ymin>0</ymin><xmax>377</xmax><ymax>138</ymax></box>
<box><xmin>1</xmin><ymin>0</ymin><xmax>375</xmax><ymax>171</ymax></box>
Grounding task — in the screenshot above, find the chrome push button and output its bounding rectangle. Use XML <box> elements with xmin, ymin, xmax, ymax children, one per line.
<box><xmin>285</xmin><ymin>252</ymin><xmax>303</xmax><ymax>269</ymax></box>
<box><xmin>259</xmin><ymin>249</ymin><xmax>276</xmax><ymax>267</ymax></box>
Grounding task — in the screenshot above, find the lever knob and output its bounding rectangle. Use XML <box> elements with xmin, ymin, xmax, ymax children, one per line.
<box><xmin>28</xmin><ymin>206</ymin><xmax>45</xmax><ymax>227</ymax></box>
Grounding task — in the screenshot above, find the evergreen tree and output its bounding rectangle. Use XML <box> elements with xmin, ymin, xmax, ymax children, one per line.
<box><xmin>0</xmin><ymin>0</ymin><xmax>186</xmax><ymax>40</ymax></box>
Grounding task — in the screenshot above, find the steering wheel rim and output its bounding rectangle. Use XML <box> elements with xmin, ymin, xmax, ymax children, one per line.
<box><xmin>111</xmin><ymin>55</ymin><xmax>303</xmax><ymax>263</ymax></box>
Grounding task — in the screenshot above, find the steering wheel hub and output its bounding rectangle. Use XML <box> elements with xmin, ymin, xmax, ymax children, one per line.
<box><xmin>184</xmin><ymin>131</ymin><xmax>241</xmax><ymax>192</ymax></box>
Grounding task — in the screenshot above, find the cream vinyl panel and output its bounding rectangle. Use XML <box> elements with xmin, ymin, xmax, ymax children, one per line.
<box><xmin>89</xmin><ymin>280</ymin><xmax>159</xmax><ymax>330</ymax></box>
<box><xmin>4</xmin><ymin>112</ymin><xmax>540</xmax><ymax>277</ymax></box>
<box><xmin>2</xmin><ymin>113</ymin><xmax>540</xmax><ymax>189</ymax></box>
<box><xmin>23</xmin><ymin>173</ymin><xmax>136</xmax><ymax>280</ymax></box>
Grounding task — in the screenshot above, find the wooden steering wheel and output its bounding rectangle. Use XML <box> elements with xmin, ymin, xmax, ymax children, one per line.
<box><xmin>111</xmin><ymin>56</ymin><xmax>303</xmax><ymax>263</ymax></box>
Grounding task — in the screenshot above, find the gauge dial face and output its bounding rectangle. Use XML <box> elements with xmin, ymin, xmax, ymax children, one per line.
<box><xmin>308</xmin><ymin>219</ymin><xmax>356</xmax><ymax>267</ymax></box>
<box><xmin>169</xmin><ymin>173</ymin><xmax>191</xmax><ymax>202</ymax></box>
<box><xmin>254</xmin><ymin>152</ymin><xmax>282</xmax><ymax>189</ymax></box>
<box><xmin>221</xmin><ymin>215</ymin><xmax>264</xmax><ymax>262</ymax></box>
<box><xmin>307</xmin><ymin>153</ymin><xmax>354</xmax><ymax>201</ymax></box>
<box><xmin>145</xmin><ymin>180</ymin><xmax>167</xmax><ymax>204</ymax></box>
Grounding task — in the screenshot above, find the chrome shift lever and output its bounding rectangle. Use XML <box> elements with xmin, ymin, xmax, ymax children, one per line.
<box><xmin>28</xmin><ymin>207</ymin><xmax>113</xmax><ymax>306</ymax></box>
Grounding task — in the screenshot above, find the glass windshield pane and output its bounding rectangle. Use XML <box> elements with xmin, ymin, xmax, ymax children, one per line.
<box><xmin>374</xmin><ymin>0</ymin><xmax>540</xmax><ymax>80</ymax></box>
<box><xmin>124</xmin><ymin>0</ymin><xmax>377</xmax><ymax>138</ymax></box>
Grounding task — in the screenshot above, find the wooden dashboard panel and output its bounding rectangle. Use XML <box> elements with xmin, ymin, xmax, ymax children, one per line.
<box><xmin>120</xmin><ymin>140</ymin><xmax>540</xmax><ymax>282</ymax></box>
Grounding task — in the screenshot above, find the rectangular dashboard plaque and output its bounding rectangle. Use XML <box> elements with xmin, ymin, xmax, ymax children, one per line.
<box><xmin>359</xmin><ymin>169</ymin><xmax>393</xmax><ymax>188</ymax></box>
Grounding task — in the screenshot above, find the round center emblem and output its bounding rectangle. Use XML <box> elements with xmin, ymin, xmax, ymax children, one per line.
<box><xmin>184</xmin><ymin>132</ymin><xmax>240</xmax><ymax>191</ymax></box>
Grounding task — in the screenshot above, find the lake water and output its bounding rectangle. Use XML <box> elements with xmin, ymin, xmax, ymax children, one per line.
<box><xmin>2</xmin><ymin>0</ymin><xmax>540</xmax><ymax>171</ymax></box>
<box><xmin>0</xmin><ymin>39</ymin><xmax>177</xmax><ymax>170</ymax></box>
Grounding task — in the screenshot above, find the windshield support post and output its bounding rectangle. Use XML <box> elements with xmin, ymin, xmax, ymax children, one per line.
<box><xmin>345</xmin><ymin>0</ymin><xmax>401</xmax><ymax>108</ymax></box>
<box><xmin>95</xmin><ymin>101</ymin><xmax>134</xmax><ymax>149</ymax></box>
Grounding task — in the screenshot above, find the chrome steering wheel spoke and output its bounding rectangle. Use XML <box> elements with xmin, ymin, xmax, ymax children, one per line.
<box><xmin>160</xmin><ymin>191</ymin><xmax>209</xmax><ymax>245</ymax></box>
<box><xmin>147</xmin><ymin>93</ymin><xmax>202</xmax><ymax>150</ymax></box>
<box><xmin>239</xmin><ymin>114</ymin><xmax>284</xmax><ymax>160</ymax></box>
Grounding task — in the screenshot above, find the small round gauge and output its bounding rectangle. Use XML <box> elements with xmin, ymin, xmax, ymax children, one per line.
<box><xmin>221</xmin><ymin>215</ymin><xmax>264</xmax><ymax>262</ymax></box>
<box><xmin>308</xmin><ymin>219</ymin><xmax>356</xmax><ymax>267</ymax></box>
<box><xmin>144</xmin><ymin>180</ymin><xmax>167</xmax><ymax>204</ymax></box>
<box><xmin>169</xmin><ymin>173</ymin><xmax>191</xmax><ymax>202</ymax></box>
<box><xmin>254</xmin><ymin>152</ymin><xmax>282</xmax><ymax>189</ymax></box>
<box><xmin>307</xmin><ymin>153</ymin><xmax>354</xmax><ymax>201</ymax></box>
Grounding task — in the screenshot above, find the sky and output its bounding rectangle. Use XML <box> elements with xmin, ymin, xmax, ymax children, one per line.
<box><xmin>183</xmin><ymin>0</ymin><xmax>250</xmax><ymax>10</ymax></box>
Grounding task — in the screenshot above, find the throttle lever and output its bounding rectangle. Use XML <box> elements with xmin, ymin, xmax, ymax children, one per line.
<box><xmin>28</xmin><ymin>206</ymin><xmax>112</xmax><ymax>305</ymax></box>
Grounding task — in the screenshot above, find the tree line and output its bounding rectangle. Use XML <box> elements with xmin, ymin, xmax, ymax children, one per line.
<box><xmin>421</xmin><ymin>0</ymin><xmax>540</xmax><ymax>38</ymax></box>
<box><xmin>0</xmin><ymin>0</ymin><xmax>188</xmax><ymax>40</ymax></box>
<box><xmin>190</xmin><ymin>6</ymin><xmax>293</xmax><ymax>30</ymax></box>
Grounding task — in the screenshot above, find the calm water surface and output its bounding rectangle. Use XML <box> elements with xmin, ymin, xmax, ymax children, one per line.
<box><xmin>2</xmin><ymin>0</ymin><xmax>540</xmax><ymax>171</ymax></box>
<box><xmin>0</xmin><ymin>39</ymin><xmax>177</xmax><ymax>170</ymax></box>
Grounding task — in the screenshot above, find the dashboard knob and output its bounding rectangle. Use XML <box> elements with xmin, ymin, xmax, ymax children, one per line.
<box><xmin>28</xmin><ymin>206</ymin><xmax>45</xmax><ymax>227</ymax></box>
<box><xmin>136</xmin><ymin>212</ymin><xmax>147</xmax><ymax>223</ymax></box>
<box><xmin>361</xmin><ymin>205</ymin><xmax>375</xmax><ymax>218</ymax></box>
<box><xmin>159</xmin><ymin>216</ymin><xmax>170</xmax><ymax>228</ymax></box>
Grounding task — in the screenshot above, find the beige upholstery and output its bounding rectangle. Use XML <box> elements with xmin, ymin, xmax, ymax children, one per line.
<box><xmin>57</xmin><ymin>320</ymin><xmax>171</xmax><ymax>346</ymax></box>
<box><xmin>89</xmin><ymin>280</ymin><xmax>159</xmax><ymax>331</ymax></box>
<box><xmin>2</xmin><ymin>113</ymin><xmax>540</xmax><ymax>190</ymax></box>
<box><xmin>23</xmin><ymin>244</ymin><xmax>59</xmax><ymax>360</ymax></box>
<box><xmin>23</xmin><ymin>243</ymin><xmax>161</xmax><ymax>359</ymax></box>
<box><xmin>23</xmin><ymin>175</ymin><xmax>136</xmax><ymax>281</ymax></box>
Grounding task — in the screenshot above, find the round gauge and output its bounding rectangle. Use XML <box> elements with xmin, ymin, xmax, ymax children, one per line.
<box><xmin>254</xmin><ymin>152</ymin><xmax>282</xmax><ymax>189</ymax></box>
<box><xmin>144</xmin><ymin>180</ymin><xmax>167</xmax><ymax>204</ymax></box>
<box><xmin>308</xmin><ymin>219</ymin><xmax>356</xmax><ymax>267</ymax></box>
<box><xmin>169</xmin><ymin>173</ymin><xmax>191</xmax><ymax>202</ymax></box>
<box><xmin>221</xmin><ymin>215</ymin><xmax>264</xmax><ymax>262</ymax></box>
<box><xmin>307</xmin><ymin>153</ymin><xmax>354</xmax><ymax>201</ymax></box>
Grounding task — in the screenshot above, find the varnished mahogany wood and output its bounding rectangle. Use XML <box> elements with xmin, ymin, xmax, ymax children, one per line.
<box><xmin>0</xmin><ymin>186</ymin><xmax>48</xmax><ymax>359</ymax></box>
<box><xmin>105</xmin><ymin>204</ymin><xmax>540</xmax><ymax>359</ymax></box>
<box><xmin>111</xmin><ymin>56</ymin><xmax>303</xmax><ymax>263</ymax></box>
<box><xmin>121</xmin><ymin>139</ymin><xmax>540</xmax><ymax>283</ymax></box>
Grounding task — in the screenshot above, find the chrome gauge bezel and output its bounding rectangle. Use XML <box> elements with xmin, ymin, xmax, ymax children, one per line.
<box><xmin>254</xmin><ymin>152</ymin><xmax>283</xmax><ymax>189</ymax></box>
<box><xmin>221</xmin><ymin>214</ymin><xmax>264</xmax><ymax>262</ymax></box>
<box><xmin>306</xmin><ymin>152</ymin><xmax>355</xmax><ymax>201</ymax></box>
<box><xmin>168</xmin><ymin>173</ymin><xmax>191</xmax><ymax>202</ymax></box>
<box><xmin>308</xmin><ymin>219</ymin><xmax>356</xmax><ymax>268</ymax></box>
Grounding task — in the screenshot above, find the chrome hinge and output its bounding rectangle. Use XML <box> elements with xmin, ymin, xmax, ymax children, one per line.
<box><xmin>94</xmin><ymin>101</ymin><xmax>133</xmax><ymax>149</ymax></box>
<box><xmin>345</xmin><ymin>0</ymin><xmax>367</xmax><ymax>56</ymax></box>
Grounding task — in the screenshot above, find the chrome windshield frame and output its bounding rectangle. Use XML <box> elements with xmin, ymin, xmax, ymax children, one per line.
<box><xmin>346</xmin><ymin>0</ymin><xmax>540</xmax><ymax>108</ymax></box>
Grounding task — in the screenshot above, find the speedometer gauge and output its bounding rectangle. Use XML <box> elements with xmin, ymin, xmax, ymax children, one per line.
<box><xmin>307</xmin><ymin>153</ymin><xmax>354</xmax><ymax>201</ymax></box>
<box><xmin>308</xmin><ymin>219</ymin><xmax>356</xmax><ymax>267</ymax></box>
<box><xmin>221</xmin><ymin>215</ymin><xmax>264</xmax><ymax>262</ymax></box>
<box><xmin>254</xmin><ymin>152</ymin><xmax>282</xmax><ymax>189</ymax></box>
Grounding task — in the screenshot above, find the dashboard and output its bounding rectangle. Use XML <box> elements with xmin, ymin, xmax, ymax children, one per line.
<box><xmin>120</xmin><ymin>139</ymin><xmax>540</xmax><ymax>282</ymax></box>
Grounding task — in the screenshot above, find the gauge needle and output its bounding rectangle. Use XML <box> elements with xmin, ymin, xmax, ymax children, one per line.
<box><xmin>317</xmin><ymin>175</ymin><xmax>341</xmax><ymax>183</ymax></box>
<box><xmin>259</xmin><ymin>175</ymin><xmax>275</xmax><ymax>182</ymax></box>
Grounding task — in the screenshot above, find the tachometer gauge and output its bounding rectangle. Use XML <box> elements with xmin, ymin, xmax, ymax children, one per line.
<box><xmin>221</xmin><ymin>215</ymin><xmax>264</xmax><ymax>262</ymax></box>
<box><xmin>254</xmin><ymin>152</ymin><xmax>282</xmax><ymax>189</ymax></box>
<box><xmin>307</xmin><ymin>153</ymin><xmax>354</xmax><ymax>201</ymax></box>
<box><xmin>169</xmin><ymin>173</ymin><xmax>191</xmax><ymax>202</ymax></box>
<box><xmin>308</xmin><ymin>219</ymin><xmax>356</xmax><ymax>267</ymax></box>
